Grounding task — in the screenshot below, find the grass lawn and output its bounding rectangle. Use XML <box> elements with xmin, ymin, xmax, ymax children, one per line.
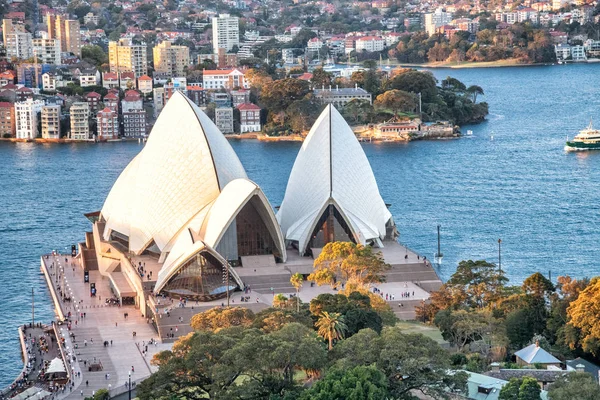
<box><xmin>395</xmin><ymin>321</ymin><xmax>448</xmax><ymax>345</ymax></box>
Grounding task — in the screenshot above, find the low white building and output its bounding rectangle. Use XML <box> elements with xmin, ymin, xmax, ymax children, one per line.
<box><xmin>202</xmin><ymin>69</ymin><xmax>248</xmax><ymax>90</ymax></box>
<box><xmin>41</xmin><ymin>105</ymin><xmax>61</xmax><ymax>139</ymax></box>
<box><xmin>15</xmin><ymin>99</ymin><xmax>44</xmax><ymax>139</ymax></box>
<box><xmin>79</xmin><ymin>69</ymin><xmax>101</xmax><ymax>87</ymax></box>
<box><xmin>355</xmin><ymin>36</ymin><xmax>385</xmax><ymax>52</ymax></box>
<box><xmin>70</xmin><ymin>102</ymin><xmax>90</xmax><ymax>140</ymax></box>
<box><xmin>42</xmin><ymin>72</ymin><xmax>66</xmax><ymax>91</ymax></box>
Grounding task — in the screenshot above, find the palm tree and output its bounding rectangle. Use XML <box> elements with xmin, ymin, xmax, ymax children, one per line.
<box><xmin>290</xmin><ymin>273</ymin><xmax>303</xmax><ymax>313</ymax></box>
<box><xmin>466</xmin><ymin>85</ymin><xmax>484</xmax><ymax>103</ymax></box>
<box><xmin>316</xmin><ymin>311</ymin><xmax>347</xmax><ymax>350</ymax></box>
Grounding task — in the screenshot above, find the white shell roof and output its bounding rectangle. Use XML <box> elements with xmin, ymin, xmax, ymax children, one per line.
<box><xmin>155</xmin><ymin>178</ymin><xmax>286</xmax><ymax>292</ymax></box>
<box><xmin>101</xmin><ymin>91</ymin><xmax>247</xmax><ymax>254</ymax></box>
<box><xmin>277</xmin><ymin>105</ymin><xmax>392</xmax><ymax>254</ymax></box>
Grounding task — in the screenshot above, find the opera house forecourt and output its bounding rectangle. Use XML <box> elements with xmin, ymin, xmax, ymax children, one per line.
<box><xmin>73</xmin><ymin>91</ymin><xmax>441</xmax><ymax>337</ymax></box>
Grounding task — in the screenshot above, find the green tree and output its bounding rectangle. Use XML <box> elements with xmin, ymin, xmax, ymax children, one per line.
<box><xmin>466</xmin><ymin>85</ymin><xmax>485</xmax><ymax>103</ymax></box>
<box><xmin>374</xmin><ymin>89</ymin><xmax>417</xmax><ymax>116</ymax></box>
<box><xmin>290</xmin><ymin>273</ymin><xmax>304</xmax><ymax>313</ymax></box>
<box><xmin>342</xmin><ymin>98</ymin><xmax>374</xmax><ymax>124</ymax></box>
<box><xmin>299</xmin><ymin>365</ymin><xmax>389</xmax><ymax>400</ymax></box>
<box><xmin>499</xmin><ymin>377</ymin><xmax>541</xmax><ymax>400</ymax></box>
<box><xmin>81</xmin><ymin>45</ymin><xmax>108</xmax><ymax>68</ymax></box>
<box><xmin>548</xmin><ymin>372</ymin><xmax>599</xmax><ymax>400</ymax></box>
<box><xmin>387</xmin><ymin>70</ymin><xmax>438</xmax><ymax>102</ymax></box>
<box><xmin>259</xmin><ymin>78</ymin><xmax>311</xmax><ymax>114</ymax></box>
<box><xmin>522</xmin><ymin>272</ymin><xmax>555</xmax><ymax>297</ymax></box>
<box><xmin>316</xmin><ymin>311</ymin><xmax>347</xmax><ymax>350</ymax></box>
<box><xmin>310</xmin><ymin>292</ymin><xmax>383</xmax><ymax>336</ymax></box>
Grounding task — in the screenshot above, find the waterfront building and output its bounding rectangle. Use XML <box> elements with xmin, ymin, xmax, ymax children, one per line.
<box><xmin>32</xmin><ymin>38</ymin><xmax>61</xmax><ymax>65</ymax></box>
<box><xmin>46</xmin><ymin>15</ymin><xmax>81</xmax><ymax>56</ymax></box>
<box><xmin>97</xmin><ymin>107</ymin><xmax>119</xmax><ymax>140</ymax></box>
<box><xmin>202</xmin><ymin>68</ymin><xmax>248</xmax><ymax>90</ymax></box>
<box><xmin>85</xmin><ymin>91</ymin><xmax>285</xmax><ymax>305</ymax></box>
<box><xmin>212</xmin><ymin>14</ymin><xmax>240</xmax><ymax>54</ymax></box>
<box><xmin>0</xmin><ymin>102</ymin><xmax>16</xmax><ymax>137</ymax></box>
<box><xmin>215</xmin><ymin>106</ymin><xmax>234</xmax><ymax>133</ymax></box>
<box><xmin>153</xmin><ymin>41</ymin><xmax>190</xmax><ymax>78</ymax></box>
<box><xmin>277</xmin><ymin>105</ymin><xmax>396</xmax><ymax>256</ymax></box>
<box><xmin>314</xmin><ymin>86</ymin><xmax>372</xmax><ymax>107</ymax></box>
<box><xmin>84</xmin><ymin>91</ymin><xmax>101</xmax><ymax>112</ymax></box>
<box><xmin>237</xmin><ymin>103</ymin><xmax>261</xmax><ymax>133</ymax></box>
<box><xmin>15</xmin><ymin>99</ymin><xmax>44</xmax><ymax>139</ymax></box>
<box><xmin>41</xmin><ymin>105</ymin><xmax>61</xmax><ymax>139</ymax></box>
<box><xmin>122</xmin><ymin>90</ymin><xmax>146</xmax><ymax>137</ymax></box>
<box><xmin>355</xmin><ymin>36</ymin><xmax>385</xmax><ymax>52</ymax></box>
<box><xmin>69</xmin><ymin>102</ymin><xmax>90</xmax><ymax>140</ymax></box>
<box><xmin>231</xmin><ymin>89</ymin><xmax>250</xmax><ymax>107</ymax></box>
<box><xmin>137</xmin><ymin>75</ymin><xmax>153</xmax><ymax>94</ymax></box>
<box><xmin>186</xmin><ymin>86</ymin><xmax>206</xmax><ymax>107</ymax></box>
<box><xmin>108</xmin><ymin>38</ymin><xmax>148</xmax><ymax>78</ymax></box>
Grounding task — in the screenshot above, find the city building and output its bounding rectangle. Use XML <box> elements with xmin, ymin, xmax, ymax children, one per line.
<box><xmin>69</xmin><ymin>102</ymin><xmax>90</xmax><ymax>140</ymax></box>
<box><xmin>17</xmin><ymin>63</ymin><xmax>49</xmax><ymax>88</ymax></box>
<box><xmin>2</xmin><ymin>19</ymin><xmax>25</xmax><ymax>46</ymax></box>
<box><xmin>83</xmin><ymin>12</ymin><xmax>100</xmax><ymax>25</ymax></box>
<box><xmin>355</xmin><ymin>36</ymin><xmax>385</xmax><ymax>52</ymax></box>
<box><xmin>197</xmin><ymin>49</ymin><xmax>238</xmax><ymax>68</ymax></box>
<box><xmin>215</xmin><ymin>106</ymin><xmax>234</xmax><ymax>133</ymax></box>
<box><xmin>202</xmin><ymin>68</ymin><xmax>248</xmax><ymax>90</ymax></box>
<box><xmin>153</xmin><ymin>41</ymin><xmax>190</xmax><ymax>78</ymax></box>
<box><xmin>103</xmin><ymin>91</ymin><xmax>120</xmax><ymax>114</ymax></box>
<box><xmin>314</xmin><ymin>87</ymin><xmax>372</xmax><ymax>107</ymax></box>
<box><xmin>41</xmin><ymin>72</ymin><xmax>66</xmax><ymax>91</ymax></box>
<box><xmin>97</xmin><ymin>107</ymin><xmax>119</xmax><ymax>140</ymax></box>
<box><xmin>119</xmin><ymin>71</ymin><xmax>135</xmax><ymax>90</ymax></box>
<box><xmin>122</xmin><ymin>90</ymin><xmax>146</xmax><ymax>137</ymax></box>
<box><xmin>0</xmin><ymin>102</ymin><xmax>16</xmax><ymax>137</ymax></box>
<box><xmin>79</xmin><ymin>68</ymin><xmax>101</xmax><ymax>87</ymax></box>
<box><xmin>32</xmin><ymin>38</ymin><xmax>61</xmax><ymax>65</ymax></box>
<box><xmin>41</xmin><ymin>105</ymin><xmax>61</xmax><ymax>139</ymax></box>
<box><xmin>102</xmin><ymin>72</ymin><xmax>119</xmax><ymax>89</ymax></box>
<box><xmin>237</xmin><ymin>103</ymin><xmax>261</xmax><ymax>133</ymax></box>
<box><xmin>137</xmin><ymin>75</ymin><xmax>153</xmax><ymax>94</ymax></box>
<box><xmin>15</xmin><ymin>99</ymin><xmax>44</xmax><ymax>139</ymax></box>
<box><xmin>5</xmin><ymin>32</ymin><xmax>33</xmax><ymax>60</ymax></box>
<box><xmin>186</xmin><ymin>86</ymin><xmax>206</xmax><ymax>107</ymax></box>
<box><xmin>424</xmin><ymin>8</ymin><xmax>453</xmax><ymax>36</ymax></box>
<box><xmin>46</xmin><ymin>15</ymin><xmax>81</xmax><ymax>56</ymax></box>
<box><xmin>0</xmin><ymin>70</ymin><xmax>16</xmax><ymax>86</ymax></box>
<box><xmin>85</xmin><ymin>91</ymin><xmax>102</xmax><ymax>112</ymax></box>
<box><xmin>108</xmin><ymin>38</ymin><xmax>148</xmax><ymax>78</ymax></box>
<box><xmin>277</xmin><ymin>105</ymin><xmax>395</xmax><ymax>256</ymax></box>
<box><xmin>231</xmin><ymin>89</ymin><xmax>250</xmax><ymax>107</ymax></box>
<box><xmin>212</xmin><ymin>14</ymin><xmax>240</xmax><ymax>54</ymax></box>
<box><xmin>15</xmin><ymin>87</ymin><xmax>34</xmax><ymax>102</ymax></box>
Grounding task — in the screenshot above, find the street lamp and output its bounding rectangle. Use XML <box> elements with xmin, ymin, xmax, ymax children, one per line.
<box><xmin>128</xmin><ymin>371</ymin><xmax>132</xmax><ymax>400</ymax></box>
<box><xmin>498</xmin><ymin>239</ymin><xmax>502</xmax><ymax>272</ymax></box>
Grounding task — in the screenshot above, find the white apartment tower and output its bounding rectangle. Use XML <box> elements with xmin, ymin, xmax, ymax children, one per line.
<box><xmin>33</xmin><ymin>38</ymin><xmax>61</xmax><ymax>65</ymax></box>
<box><xmin>41</xmin><ymin>105</ymin><xmax>61</xmax><ymax>139</ymax></box>
<box><xmin>15</xmin><ymin>99</ymin><xmax>44</xmax><ymax>139</ymax></box>
<box><xmin>70</xmin><ymin>102</ymin><xmax>90</xmax><ymax>140</ymax></box>
<box><xmin>212</xmin><ymin>14</ymin><xmax>239</xmax><ymax>54</ymax></box>
<box><xmin>153</xmin><ymin>41</ymin><xmax>190</xmax><ymax>78</ymax></box>
<box><xmin>424</xmin><ymin>8</ymin><xmax>453</xmax><ymax>36</ymax></box>
<box><xmin>5</xmin><ymin>32</ymin><xmax>33</xmax><ymax>60</ymax></box>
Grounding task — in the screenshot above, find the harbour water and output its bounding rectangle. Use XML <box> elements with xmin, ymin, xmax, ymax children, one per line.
<box><xmin>2</xmin><ymin>63</ymin><xmax>600</xmax><ymax>383</ymax></box>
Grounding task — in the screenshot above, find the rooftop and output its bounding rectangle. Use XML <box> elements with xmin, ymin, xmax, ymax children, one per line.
<box><xmin>515</xmin><ymin>343</ymin><xmax>561</xmax><ymax>365</ymax></box>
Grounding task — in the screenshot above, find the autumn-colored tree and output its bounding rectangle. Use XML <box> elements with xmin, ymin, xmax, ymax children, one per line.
<box><xmin>311</xmin><ymin>67</ymin><xmax>332</xmax><ymax>88</ymax></box>
<box><xmin>522</xmin><ymin>272</ymin><xmax>555</xmax><ymax>297</ymax></box>
<box><xmin>259</xmin><ymin>78</ymin><xmax>310</xmax><ymax>114</ymax></box>
<box><xmin>290</xmin><ymin>273</ymin><xmax>303</xmax><ymax>313</ymax></box>
<box><xmin>315</xmin><ymin>311</ymin><xmax>347</xmax><ymax>350</ymax></box>
<box><xmin>566</xmin><ymin>277</ymin><xmax>600</xmax><ymax>355</ymax></box>
<box><xmin>190</xmin><ymin>307</ymin><xmax>255</xmax><ymax>332</ymax></box>
<box><xmin>308</xmin><ymin>242</ymin><xmax>390</xmax><ymax>290</ymax></box>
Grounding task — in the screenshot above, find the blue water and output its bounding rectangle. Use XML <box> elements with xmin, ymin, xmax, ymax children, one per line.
<box><xmin>1</xmin><ymin>63</ymin><xmax>600</xmax><ymax>384</ymax></box>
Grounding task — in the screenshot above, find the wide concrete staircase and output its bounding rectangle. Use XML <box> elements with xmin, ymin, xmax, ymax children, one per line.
<box><xmin>240</xmin><ymin>273</ymin><xmax>295</xmax><ymax>295</ymax></box>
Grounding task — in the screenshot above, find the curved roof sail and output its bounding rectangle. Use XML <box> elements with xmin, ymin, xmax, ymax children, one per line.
<box><xmin>277</xmin><ymin>105</ymin><xmax>392</xmax><ymax>254</ymax></box>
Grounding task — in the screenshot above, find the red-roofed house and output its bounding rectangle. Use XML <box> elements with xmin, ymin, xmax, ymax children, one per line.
<box><xmin>0</xmin><ymin>102</ymin><xmax>15</xmax><ymax>137</ymax></box>
<box><xmin>297</xmin><ymin>72</ymin><xmax>313</xmax><ymax>81</ymax></box>
<box><xmin>119</xmin><ymin>71</ymin><xmax>135</xmax><ymax>90</ymax></box>
<box><xmin>16</xmin><ymin>87</ymin><xmax>34</xmax><ymax>102</ymax></box>
<box><xmin>137</xmin><ymin>74</ymin><xmax>153</xmax><ymax>94</ymax></box>
<box><xmin>97</xmin><ymin>107</ymin><xmax>119</xmax><ymax>140</ymax></box>
<box><xmin>85</xmin><ymin>91</ymin><xmax>102</xmax><ymax>112</ymax></box>
<box><xmin>103</xmin><ymin>91</ymin><xmax>120</xmax><ymax>114</ymax></box>
<box><xmin>202</xmin><ymin>69</ymin><xmax>249</xmax><ymax>90</ymax></box>
<box><xmin>0</xmin><ymin>71</ymin><xmax>16</xmax><ymax>86</ymax></box>
<box><xmin>102</xmin><ymin>72</ymin><xmax>119</xmax><ymax>89</ymax></box>
<box><xmin>237</xmin><ymin>103</ymin><xmax>261</xmax><ymax>133</ymax></box>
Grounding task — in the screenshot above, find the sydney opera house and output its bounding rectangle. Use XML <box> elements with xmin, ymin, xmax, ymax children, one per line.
<box><xmin>79</xmin><ymin>91</ymin><xmax>425</xmax><ymax>322</ymax></box>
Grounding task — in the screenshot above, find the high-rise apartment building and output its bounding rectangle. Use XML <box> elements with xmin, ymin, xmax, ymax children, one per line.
<box><xmin>70</xmin><ymin>102</ymin><xmax>90</xmax><ymax>140</ymax></box>
<box><xmin>424</xmin><ymin>8</ymin><xmax>453</xmax><ymax>36</ymax></box>
<box><xmin>108</xmin><ymin>38</ymin><xmax>148</xmax><ymax>78</ymax></box>
<box><xmin>122</xmin><ymin>90</ymin><xmax>146</xmax><ymax>137</ymax></box>
<box><xmin>46</xmin><ymin>14</ymin><xmax>81</xmax><ymax>56</ymax></box>
<box><xmin>41</xmin><ymin>105</ymin><xmax>61</xmax><ymax>139</ymax></box>
<box><xmin>5</xmin><ymin>31</ymin><xmax>33</xmax><ymax>60</ymax></box>
<box><xmin>153</xmin><ymin>41</ymin><xmax>190</xmax><ymax>77</ymax></box>
<box><xmin>2</xmin><ymin>19</ymin><xmax>25</xmax><ymax>46</ymax></box>
<box><xmin>15</xmin><ymin>99</ymin><xmax>44</xmax><ymax>139</ymax></box>
<box><xmin>212</xmin><ymin>14</ymin><xmax>239</xmax><ymax>54</ymax></box>
<box><xmin>32</xmin><ymin>38</ymin><xmax>61</xmax><ymax>65</ymax></box>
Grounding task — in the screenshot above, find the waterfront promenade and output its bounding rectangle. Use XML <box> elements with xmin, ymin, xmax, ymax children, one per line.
<box><xmin>41</xmin><ymin>254</ymin><xmax>169</xmax><ymax>399</ymax></box>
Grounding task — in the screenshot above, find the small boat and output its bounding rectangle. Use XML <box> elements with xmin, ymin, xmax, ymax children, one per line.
<box><xmin>565</xmin><ymin>119</ymin><xmax>600</xmax><ymax>151</ymax></box>
<box><xmin>434</xmin><ymin>225</ymin><xmax>443</xmax><ymax>264</ymax></box>
<box><xmin>466</xmin><ymin>130</ymin><xmax>473</xmax><ymax>135</ymax></box>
